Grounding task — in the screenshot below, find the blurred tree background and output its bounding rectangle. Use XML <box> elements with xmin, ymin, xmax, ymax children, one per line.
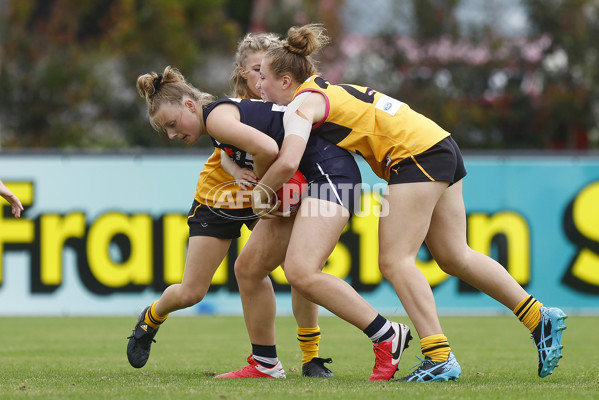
<box><xmin>0</xmin><ymin>0</ymin><xmax>597</xmax><ymax>150</ymax></box>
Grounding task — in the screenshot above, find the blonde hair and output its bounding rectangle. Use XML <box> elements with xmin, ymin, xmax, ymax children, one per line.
<box><xmin>265</xmin><ymin>24</ymin><xmax>330</xmax><ymax>83</ymax></box>
<box><xmin>229</xmin><ymin>32</ymin><xmax>282</xmax><ymax>98</ymax></box>
<box><xmin>136</xmin><ymin>66</ymin><xmax>215</xmax><ymax>131</ymax></box>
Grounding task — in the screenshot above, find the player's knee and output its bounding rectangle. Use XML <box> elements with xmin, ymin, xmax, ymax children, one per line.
<box><xmin>379</xmin><ymin>254</ymin><xmax>416</xmax><ymax>281</ymax></box>
<box><xmin>284</xmin><ymin>265</ymin><xmax>310</xmax><ymax>290</ymax></box>
<box><xmin>234</xmin><ymin>257</ymin><xmax>252</xmax><ymax>281</ymax></box>
<box><xmin>233</xmin><ymin>256</ymin><xmax>264</xmax><ymax>282</ymax></box>
<box><xmin>379</xmin><ymin>255</ymin><xmax>399</xmax><ymax>279</ymax></box>
<box><xmin>437</xmin><ymin>260</ymin><xmax>466</xmax><ymax>275</ymax></box>
<box><xmin>434</xmin><ymin>248</ymin><xmax>472</xmax><ymax>275</ymax></box>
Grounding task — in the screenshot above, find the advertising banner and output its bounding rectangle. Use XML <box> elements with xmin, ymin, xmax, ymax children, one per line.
<box><xmin>1</xmin><ymin>152</ymin><xmax>598</xmax><ymax>316</ymax></box>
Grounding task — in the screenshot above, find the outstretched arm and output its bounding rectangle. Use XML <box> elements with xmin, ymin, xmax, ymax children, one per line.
<box><xmin>0</xmin><ymin>179</ymin><xmax>24</xmax><ymax>218</ymax></box>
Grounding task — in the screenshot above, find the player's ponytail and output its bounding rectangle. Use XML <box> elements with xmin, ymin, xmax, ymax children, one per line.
<box><xmin>136</xmin><ymin>66</ymin><xmax>215</xmax><ymax>131</ymax></box>
<box><xmin>285</xmin><ymin>24</ymin><xmax>329</xmax><ymax>57</ymax></box>
<box><xmin>265</xmin><ymin>24</ymin><xmax>329</xmax><ymax>84</ymax></box>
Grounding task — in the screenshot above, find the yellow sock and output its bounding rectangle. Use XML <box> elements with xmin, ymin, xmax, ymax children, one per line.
<box><xmin>297</xmin><ymin>326</ymin><xmax>320</xmax><ymax>364</ymax></box>
<box><xmin>513</xmin><ymin>295</ymin><xmax>543</xmax><ymax>333</ymax></box>
<box><xmin>144</xmin><ymin>301</ymin><xmax>169</xmax><ymax>329</ymax></box>
<box><xmin>420</xmin><ymin>334</ymin><xmax>451</xmax><ymax>362</ymax></box>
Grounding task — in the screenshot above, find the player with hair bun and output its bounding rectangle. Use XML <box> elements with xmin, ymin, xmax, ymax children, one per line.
<box><xmin>126</xmin><ymin>34</ymin><xmax>337</xmax><ymax>378</ymax></box>
<box><xmin>228</xmin><ymin>33</ymin><xmax>338</xmax><ymax>377</ymax></box>
<box><xmin>216</xmin><ymin>28</ymin><xmax>417</xmax><ymax>383</ymax></box>
<box><xmin>249</xmin><ymin>23</ymin><xmax>567</xmax><ymax>382</ymax></box>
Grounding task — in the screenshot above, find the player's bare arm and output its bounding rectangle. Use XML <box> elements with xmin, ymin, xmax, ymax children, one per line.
<box><xmin>206</xmin><ymin>103</ymin><xmax>279</xmax><ymax>177</ymax></box>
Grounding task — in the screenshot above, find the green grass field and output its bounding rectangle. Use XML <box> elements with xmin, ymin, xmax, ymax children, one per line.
<box><xmin>0</xmin><ymin>315</ymin><xmax>595</xmax><ymax>399</ymax></box>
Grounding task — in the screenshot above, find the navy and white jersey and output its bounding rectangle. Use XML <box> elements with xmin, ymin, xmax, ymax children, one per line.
<box><xmin>202</xmin><ymin>98</ymin><xmax>362</xmax><ymax>213</ymax></box>
<box><xmin>204</xmin><ymin>98</ymin><xmax>285</xmax><ymax>170</ymax></box>
<box><xmin>203</xmin><ymin>98</ymin><xmax>352</xmax><ymax>173</ymax></box>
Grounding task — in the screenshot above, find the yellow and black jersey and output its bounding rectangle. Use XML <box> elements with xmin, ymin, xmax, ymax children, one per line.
<box><xmin>194</xmin><ymin>148</ymin><xmax>251</xmax><ymax>209</ymax></box>
<box><xmin>294</xmin><ymin>75</ymin><xmax>450</xmax><ymax>181</ymax></box>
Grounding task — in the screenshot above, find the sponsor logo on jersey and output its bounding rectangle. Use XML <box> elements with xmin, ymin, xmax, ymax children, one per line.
<box><xmin>375</xmin><ymin>95</ymin><xmax>403</xmax><ymax>116</ymax></box>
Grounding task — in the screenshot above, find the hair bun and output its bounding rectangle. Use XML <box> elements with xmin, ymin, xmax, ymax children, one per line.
<box><xmin>285</xmin><ymin>24</ymin><xmax>329</xmax><ymax>57</ymax></box>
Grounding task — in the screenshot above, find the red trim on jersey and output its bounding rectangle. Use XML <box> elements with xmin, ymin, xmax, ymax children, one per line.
<box><xmin>294</xmin><ymin>88</ymin><xmax>329</xmax><ymax>130</ymax></box>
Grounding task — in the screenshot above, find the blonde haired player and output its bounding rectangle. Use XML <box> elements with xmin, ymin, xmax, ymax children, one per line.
<box><xmin>126</xmin><ymin>33</ymin><xmax>335</xmax><ymax>378</ymax></box>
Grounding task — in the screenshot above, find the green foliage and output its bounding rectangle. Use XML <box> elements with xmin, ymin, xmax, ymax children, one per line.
<box><xmin>313</xmin><ymin>0</ymin><xmax>599</xmax><ymax>150</ymax></box>
<box><xmin>0</xmin><ymin>315</ymin><xmax>595</xmax><ymax>399</ymax></box>
<box><xmin>398</xmin><ymin>0</ymin><xmax>599</xmax><ymax>149</ymax></box>
<box><xmin>411</xmin><ymin>0</ymin><xmax>460</xmax><ymax>39</ymax></box>
<box><xmin>0</xmin><ymin>0</ymin><xmax>241</xmax><ymax>149</ymax></box>
<box><xmin>1</xmin><ymin>0</ymin><xmax>598</xmax><ymax>150</ymax></box>
<box><xmin>522</xmin><ymin>0</ymin><xmax>599</xmax><ymax>149</ymax></box>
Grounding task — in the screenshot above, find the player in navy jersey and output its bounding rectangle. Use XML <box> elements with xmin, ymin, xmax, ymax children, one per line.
<box><xmin>205</xmin><ymin>98</ymin><xmax>353</xmax><ymax>185</ymax></box>
<box><xmin>136</xmin><ymin>66</ymin><xmax>410</xmax><ymax>380</ymax></box>
<box><xmin>127</xmin><ymin>33</ymin><xmax>336</xmax><ymax>378</ymax></box>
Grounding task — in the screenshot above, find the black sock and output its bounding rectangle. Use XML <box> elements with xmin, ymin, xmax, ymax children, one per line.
<box><xmin>251</xmin><ymin>344</ymin><xmax>278</xmax><ymax>368</ymax></box>
<box><xmin>363</xmin><ymin>314</ymin><xmax>394</xmax><ymax>343</ymax></box>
